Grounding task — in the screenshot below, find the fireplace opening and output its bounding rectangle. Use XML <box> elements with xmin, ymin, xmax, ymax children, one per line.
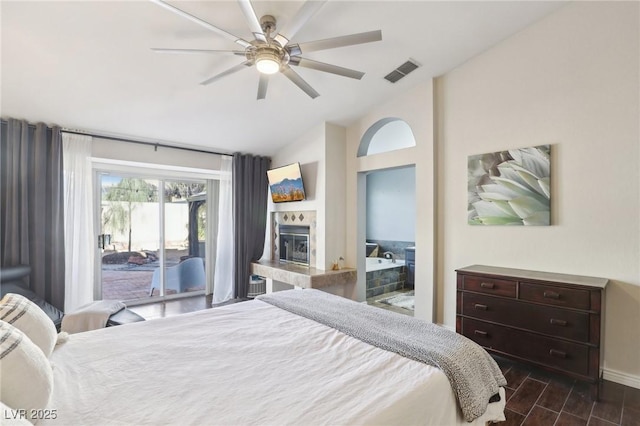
<box><xmin>279</xmin><ymin>225</ymin><xmax>310</xmax><ymax>266</ymax></box>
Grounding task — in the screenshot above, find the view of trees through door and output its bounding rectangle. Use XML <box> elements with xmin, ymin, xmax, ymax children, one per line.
<box><xmin>99</xmin><ymin>172</ymin><xmax>210</xmax><ymax>303</ymax></box>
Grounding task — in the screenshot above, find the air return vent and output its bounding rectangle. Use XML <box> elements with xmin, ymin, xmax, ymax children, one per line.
<box><xmin>384</xmin><ymin>59</ymin><xmax>420</xmax><ymax>83</ymax></box>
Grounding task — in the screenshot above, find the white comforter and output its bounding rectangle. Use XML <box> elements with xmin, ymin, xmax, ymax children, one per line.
<box><xmin>46</xmin><ymin>300</ymin><xmax>505</xmax><ymax>425</ymax></box>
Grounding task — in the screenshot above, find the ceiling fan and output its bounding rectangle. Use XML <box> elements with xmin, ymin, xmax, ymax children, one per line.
<box><xmin>150</xmin><ymin>0</ymin><xmax>382</xmax><ymax>99</ymax></box>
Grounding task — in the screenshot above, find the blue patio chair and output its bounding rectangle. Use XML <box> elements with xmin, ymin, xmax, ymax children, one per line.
<box><xmin>148</xmin><ymin>257</ymin><xmax>205</xmax><ymax>296</ymax></box>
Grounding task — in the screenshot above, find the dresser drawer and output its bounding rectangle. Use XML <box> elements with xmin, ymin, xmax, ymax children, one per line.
<box><xmin>520</xmin><ymin>282</ymin><xmax>591</xmax><ymax>310</ymax></box>
<box><xmin>461</xmin><ymin>293</ymin><xmax>590</xmax><ymax>342</ymax></box>
<box><xmin>461</xmin><ymin>275</ymin><xmax>516</xmax><ymax>298</ymax></box>
<box><xmin>460</xmin><ymin>318</ymin><xmax>590</xmax><ymax>376</ymax></box>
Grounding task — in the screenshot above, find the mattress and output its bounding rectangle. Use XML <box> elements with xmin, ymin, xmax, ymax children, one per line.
<box><xmin>46</xmin><ymin>298</ymin><xmax>505</xmax><ymax>425</ymax></box>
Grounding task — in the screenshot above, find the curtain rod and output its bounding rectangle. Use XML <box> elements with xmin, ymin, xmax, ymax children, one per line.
<box><xmin>1</xmin><ymin>119</ymin><xmax>232</xmax><ymax>157</ymax></box>
<box><xmin>61</xmin><ymin>129</ymin><xmax>231</xmax><ymax>157</ymax></box>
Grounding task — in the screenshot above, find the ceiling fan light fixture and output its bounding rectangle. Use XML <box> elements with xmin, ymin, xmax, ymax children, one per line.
<box><xmin>256</xmin><ymin>50</ymin><xmax>281</xmax><ymax>74</ymax></box>
<box><xmin>151</xmin><ymin>1</ymin><xmax>382</xmax><ymax>99</ymax></box>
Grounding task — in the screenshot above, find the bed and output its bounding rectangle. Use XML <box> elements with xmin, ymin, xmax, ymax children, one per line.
<box><xmin>32</xmin><ymin>289</ymin><xmax>505</xmax><ymax>425</ymax></box>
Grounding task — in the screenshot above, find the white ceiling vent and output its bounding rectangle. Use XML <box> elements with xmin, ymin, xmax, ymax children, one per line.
<box><xmin>384</xmin><ymin>59</ymin><xmax>420</xmax><ymax>83</ymax></box>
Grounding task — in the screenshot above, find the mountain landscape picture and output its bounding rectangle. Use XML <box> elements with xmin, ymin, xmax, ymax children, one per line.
<box><xmin>267</xmin><ymin>163</ymin><xmax>306</xmax><ymax>203</ymax></box>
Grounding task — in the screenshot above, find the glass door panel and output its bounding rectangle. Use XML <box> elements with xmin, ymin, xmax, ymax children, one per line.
<box><xmin>99</xmin><ymin>174</ymin><xmax>160</xmax><ymax>301</ymax></box>
<box><xmin>162</xmin><ymin>181</ymin><xmax>207</xmax><ymax>295</ymax></box>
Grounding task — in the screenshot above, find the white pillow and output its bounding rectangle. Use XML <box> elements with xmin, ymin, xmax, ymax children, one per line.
<box><xmin>0</xmin><ymin>293</ymin><xmax>57</xmax><ymax>357</ymax></box>
<box><xmin>0</xmin><ymin>320</ymin><xmax>53</xmax><ymax>422</ymax></box>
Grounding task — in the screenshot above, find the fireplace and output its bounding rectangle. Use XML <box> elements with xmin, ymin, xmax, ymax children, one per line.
<box><xmin>279</xmin><ymin>225</ymin><xmax>310</xmax><ymax>266</ymax></box>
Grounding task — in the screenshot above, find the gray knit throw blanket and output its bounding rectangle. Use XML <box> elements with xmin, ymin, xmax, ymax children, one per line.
<box><xmin>257</xmin><ymin>289</ymin><xmax>506</xmax><ymax>422</ymax></box>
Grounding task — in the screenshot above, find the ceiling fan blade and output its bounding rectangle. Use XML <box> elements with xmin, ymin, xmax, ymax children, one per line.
<box><xmin>296</xmin><ymin>30</ymin><xmax>382</xmax><ymax>53</ymax></box>
<box><xmin>290</xmin><ymin>57</ymin><xmax>365</xmax><ymax>80</ymax></box>
<box><xmin>200</xmin><ymin>60</ymin><xmax>253</xmax><ymax>86</ymax></box>
<box><xmin>150</xmin><ymin>0</ymin><xmax>252</xmax><ymax>48</ymax></box>
<box><xmin>151</xmin><ymin>48</ymin><xmax>246</xmax><ymax>56</ymax></box>
<box><xmin>281</xmin><ymin>65</ymin><xmax>319</xmax><ymax>99</ymax></box>
<box><xmin>238</xmin><ymin>0</ymin><xmax>266</xmax><ymax>42</ymax></box>
<box><xmin>257</xmin><ymin>74</ymin><xmax>269</xmax><ymax>100</ymax></box>
<box><xmin>275</xmin><ymin>0</ymin><xmax>327</xmax><ymax>46</ymax></box>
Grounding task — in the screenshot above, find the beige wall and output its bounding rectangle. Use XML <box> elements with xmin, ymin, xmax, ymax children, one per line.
<box><xmin>436</xmin><ymin>1</ymin><xmax>639</xmax><ymax>385</ymax></box>
<box><xmin>268</xmin><ymin>0</ymin><xmax>639</xmax><ymax>386</ymax></box>
<box><xmin>268</xmin><ymin>123</ymin><xmax>347</xmax><ymax>271</ymax></box>
<box><xmin>324</xmin><ymin>124</ymin><xmax>348</xmax><ymax>270</ymax></box>
<box><xmin>268</xmin><ymin>123</ymin><xmax>326</xmax><ymax>269</ymax></box>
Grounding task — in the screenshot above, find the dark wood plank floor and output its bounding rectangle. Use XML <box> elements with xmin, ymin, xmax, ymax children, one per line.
<box><xmin>128</xmin><ymin>295</ymin><xmax>639</xmax><ymax>426</ymax></box>
<box><xmin>128</xmin><ymin>294</ymin><xmax>213</xmax><ymax>320</ymax></box>
<box><xmin>496</xmin><ymin>357</ymin><xmax>640</xmax><ymax>426</ymax></box>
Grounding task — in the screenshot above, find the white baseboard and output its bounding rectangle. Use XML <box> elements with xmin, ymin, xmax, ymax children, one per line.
<box><xmin>602</xmin><ymin>367</ymin><xmax>640</xmax><ymax>389</ymax></box>
<box><xmin>439</xmin><ymin>323</ymin><xmax>455</xmax><ymax>332</ymax></box>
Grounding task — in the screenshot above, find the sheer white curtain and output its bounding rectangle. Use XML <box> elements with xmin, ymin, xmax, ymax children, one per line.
<box><xmin>212</xmin><ymin>155</ymin><xmax>234</xmax><ymax>304</ymax></box>
<box><xmin>62</xmin><ymin>133</ymin><xmax>95</xmax><ymax>312</ymax></box>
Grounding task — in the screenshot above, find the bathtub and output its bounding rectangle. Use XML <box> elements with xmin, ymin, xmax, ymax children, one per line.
<box><xmin>365</xmin><ymin>257</ymin><xmax>407</xmax><ymax>299</ymax></box>
<box><xmin>366</xmin><ymin>257</ymin><xmax>406</xmax><ymax>272</ymax></box>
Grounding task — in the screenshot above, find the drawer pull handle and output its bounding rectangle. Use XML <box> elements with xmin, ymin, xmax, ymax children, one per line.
<box><xmin>474</xmin><ymin>330</ymin><xmax>488</xmax><ymax>337</ymax></box>
<box><xmin>474</xmin><ymin>304</ymin><xmax>488</xmax><ymax>311</ymax></box>
<box><xmin>550</xmin><ymin>318</ymin><xmax>567</xmax><ymax>326</ymax></box>
<box><xmin>480</xmin><ymin>282</ymin><xmax>495</xmax><ymax>289</ymax></box>
<box><xmin>544</xmin><ymin>291</ymin><xmax>561</xmax><ymax>300</ymax></box>
<box><xmin>549</xmin><ymin>349</ymin><xmax>567</xmax><ymax>358</ymax></box>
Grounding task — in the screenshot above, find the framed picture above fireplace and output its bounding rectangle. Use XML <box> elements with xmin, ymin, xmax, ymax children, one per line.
<box><xmin>267</xmin><ymin>162</ymin><xmax>306</xmax><ymax>203</ymax></box>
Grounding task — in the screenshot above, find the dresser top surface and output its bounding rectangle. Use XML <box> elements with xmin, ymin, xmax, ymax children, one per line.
<box><xmin>456</xmin><ymin>265</ymin><xmax>609</xmax><ymax>289</ymax></box>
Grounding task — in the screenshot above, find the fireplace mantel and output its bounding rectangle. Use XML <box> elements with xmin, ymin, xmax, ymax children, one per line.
<box><xmin>251</xmin><ymin>260</ymin><xmax>356</xmax><ymax>290</ymax></box>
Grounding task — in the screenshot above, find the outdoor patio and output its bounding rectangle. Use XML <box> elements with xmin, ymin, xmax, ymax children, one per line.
<box><xmin>101</xmin><ymin>249</ymin><xmax>205</xmax><ymax>301</ymax></box>
<box><xmin>103</xmin><ymin>270</ymin><xmax>153</xmax><ymax>300</ymax></box>
<box><xmin>102</xmin><ymin>268</ymin><xmax>206</xmax><ymax>300</ymax></box>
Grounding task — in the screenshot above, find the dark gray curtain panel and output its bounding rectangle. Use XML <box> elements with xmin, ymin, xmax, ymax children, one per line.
<box><xmin>232</xmin><ymin>153</ymin><xmax>270</xmax><ymax>299</ymax></box>
<box><xmin>1</xmin><ymin>118</ymin><xmax>65</xmax><ymax>310</ymax></box>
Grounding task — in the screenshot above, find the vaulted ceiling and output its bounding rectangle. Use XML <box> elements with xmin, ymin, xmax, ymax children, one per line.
<box><xmin>1</xmin><ymin>1</ymin><xmax>565</xmax><ymax>155</ymax></box>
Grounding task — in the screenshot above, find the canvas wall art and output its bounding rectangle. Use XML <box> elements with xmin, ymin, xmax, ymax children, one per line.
<box><xmin>267</xmin><ymin>162</ymin><xmax>306</xmax><ymax>203</ymax></box>
<box><xmin>468</xmin><ymin>144</ymin><xmax>550</xmax><ymax>226</ymax></box>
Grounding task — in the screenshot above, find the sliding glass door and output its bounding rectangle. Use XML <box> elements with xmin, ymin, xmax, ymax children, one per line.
<box><xmin>158</xmin><ymin>180</ymin><xmax>208</xmax><ymax>297</ymax></box>
<box><xmin>97</xmin><ymin>170</ymin><xmax>213</xmax><ymax>304</ymax></box>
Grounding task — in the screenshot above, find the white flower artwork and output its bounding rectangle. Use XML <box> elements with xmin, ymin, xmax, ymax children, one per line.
<box><xmin>468</xmin><ymin>145</ymin><xmax>551</xmax><ymax>226</ymax></box>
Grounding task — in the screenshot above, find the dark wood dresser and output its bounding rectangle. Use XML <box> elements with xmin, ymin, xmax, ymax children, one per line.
<box><xmin>456</xmin><ymin>265</ymin><xmax>608</xmax><ymax>398</ymax></box>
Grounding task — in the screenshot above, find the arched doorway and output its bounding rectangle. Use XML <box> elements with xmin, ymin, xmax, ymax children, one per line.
<box><xmin>357</xmin><ymin>119</ymin><xmax>417</xmax><ymax>316</ymax></box>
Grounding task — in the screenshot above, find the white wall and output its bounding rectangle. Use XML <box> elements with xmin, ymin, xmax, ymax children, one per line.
<box><xmin>366</xmin><ymin>166</ymin><xmax>416</xmax><ymax>242</ymax></box>
<box><xmin>268</xmin><ymin>122</ymin><xmax>347</xmax><ymax>271</ymax></box>
<box><xmin>92</xmin><ymin>138</ymin><xmax>222</xmax><ymax>170</ymax></box>
<box><xmin>102</xmin><ymin>203</ymin><xmax>189</xmax><ymax>251</ymax></box>
<box><xmin>436</xmin><ymin>1</ymin><xmax>639</xmax><ymax>385</ymax></box>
